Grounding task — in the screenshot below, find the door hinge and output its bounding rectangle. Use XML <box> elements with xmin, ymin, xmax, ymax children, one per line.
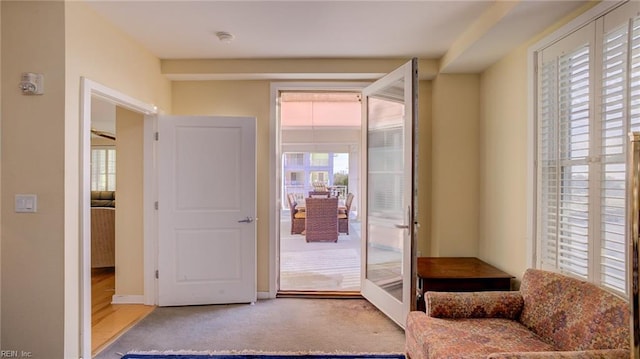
<box><xmin>154</xmin><ymin>201</ymin><xmax>159</xmax><ymax>210</ymax></box>
<box><xmin>155</xmin><ymin>132</ymin><xmax>159</xmax><ymax>141</ymax></box>
<box><xmin>155</xmin><ymin>270</ymin><xmax>159</xmax><ymax>279</ymax></box>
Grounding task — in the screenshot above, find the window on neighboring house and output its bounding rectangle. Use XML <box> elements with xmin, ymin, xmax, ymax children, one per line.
<box><xmin>91</xmin><ymin>147</ymin><xmax>116</xmax><ymax>191</ymax></box>
<box><xmin>287</xmin><ymin>171</ymin><xmax>304</xmax><ymax>185</ymax></box>
<box><xmin>310</xmin><ymin>171</ymin><xmax>328</xmax><ymax>184</ymax></box>
<box><xmin>535</xmin><ymin>3</ymin><xmax>639</xmax><ymax>296</ymax></box>
<box><xmin>310</xmin><ymin>153</ymin><xmax>329</xmax><ymax>167</ymax></box>
<box><xmin>285</xmin><ymin>153</ymin><xmax>304</xmax><ymax>167</ymax></box>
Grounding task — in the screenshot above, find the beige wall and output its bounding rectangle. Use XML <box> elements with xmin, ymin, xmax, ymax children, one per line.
<box><xmin>65</xmin><ymin>2</ymin><xmax>171</xmax><ymax>108</ymax></box>
<box><xmin>115</xmin><ymin>107</ymin><xmax>144</xmax><ymax>296</ymax></box>
<box><xmin>0</xmin><ymin>0</ymin><xmax>4</xmax><ymax>346</ymax></box>
<box><xmin>64</xmin><ymin>3</ymin><xmax>171</xmax><ymax>355</ymax></box>
<box><xmin>475</xmin><ymin>2</ymin><xmax>598</xmax><ymax>283</ymax></box>
<box><xmin>0</xmin><ymin>1</ymin><xmax>171</xmax><ymax>357</ymax></box>
<box><xmin>478</xmin><ymin>44</ymin><xmax>530</xmax><ymax>281</ymax></box>
<box><xmin>1</xmin><ymin>2</ymin><xmax>66</xmax><ymax>357</ymax></box>
<box><xmin>416</xmin><ymin>80</ymin><xmax>432</xmax><ymax>257</ymax></box>
<box><xmin>430</xmin><ymin>74</ymin><xmax>480</xmax><ymax>256</ymax></box>
<box><xmin>92</xmin><ymin>137</ymin><xmax>115</xmax><ymax>147</ymax></box>
<box><xmin>171</xmin><ymin>80</ymin><xmax>271</xmax><ymax>291</ymax></box>
<box><xmin>163</xmin><ymin>58</ymin><xmax>440</xmax><ymax>80</ymax></box>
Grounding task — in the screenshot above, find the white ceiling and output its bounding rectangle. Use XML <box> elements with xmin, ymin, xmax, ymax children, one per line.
<box><xmin>85</xmin><ymin>0</ymin><xmax>591</xmax><ymax>133</ymax></box>
<box><xmin>84</xmin><ymin>0</ymin><xmax>590</xmax><ymax>73</ymax></box>
<box><xmin>91</xmin><ymin>96</ymin><xmax>117</xmax><ymax>136</ymax></box>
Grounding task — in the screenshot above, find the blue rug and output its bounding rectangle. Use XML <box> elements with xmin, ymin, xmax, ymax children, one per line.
<box><xmin>122</xmin><ymin>354</ymin><xmax>405</xmax><ymax>359</ymax></box>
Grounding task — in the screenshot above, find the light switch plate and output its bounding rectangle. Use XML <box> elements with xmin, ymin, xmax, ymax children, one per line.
<box><xmin>15</xmin><ymin>194</ymin><xmax>37</xmax><ymax>213</ymax></box>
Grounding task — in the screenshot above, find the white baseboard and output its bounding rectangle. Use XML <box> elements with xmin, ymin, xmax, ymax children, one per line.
<box><xmin>112</xmin><ymin>294</ymin><xmax>145</xmax><ymax>304</ymax></box>
<box><xmin>115</xmin><ymin>292</ymin><xmax>272</xmax><ymax>305</ymax></box>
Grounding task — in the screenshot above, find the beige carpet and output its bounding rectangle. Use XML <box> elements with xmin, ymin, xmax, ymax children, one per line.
<box><xmin>94</xmin><ymin>298</ymin><xmax>405</xmax><ymax>359</ymax></box>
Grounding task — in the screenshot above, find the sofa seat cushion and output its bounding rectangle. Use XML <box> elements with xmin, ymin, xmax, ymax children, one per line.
<box><xmin>406</xmin><ymin>312</ymin><xmax>554</xmax><ymax>359</ymax></box>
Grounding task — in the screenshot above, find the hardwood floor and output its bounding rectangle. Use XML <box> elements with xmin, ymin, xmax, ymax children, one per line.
<box><xmin>92</xmin><ymin>267</ymin><xmax>155</xmax><ymax>357</ymax></box>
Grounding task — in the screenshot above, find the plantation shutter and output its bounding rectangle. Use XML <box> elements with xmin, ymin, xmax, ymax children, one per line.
<box><xmin>598</xmin><ymin>14</ymin><xmax>640</xmax><ymax>293</ymax></box>
<box><xmin>537</xmin><ymin>23</ymin><xmax>594</xmax><ymax>279</ymax></box>
<box><xmin>537</xmin><ymin>55</ymin><xmax>559</xmax><ymax>269</ymax></box>
<box><xmin>629</xmin><ymin>18</ymin><xmax>640</xmax><ymax>135</ymax></box>
<box><xmin>557</xmin><ymin>44</ymin><xmax>590</xmax><ymax>278</ymax></box>
<box><xmin>600</xmin><ymin>20</ymin><xmax>630</xmax><ymax>293</ymax></box>
<box><xmin>536</xmin><ymin>5</ymin><xmax>640</xmax><ymax>295</ymax></box>
<box><xmin>91</xmin><ymin>147</ymin><xmax>116</xmax><ymax>191</ymax></box>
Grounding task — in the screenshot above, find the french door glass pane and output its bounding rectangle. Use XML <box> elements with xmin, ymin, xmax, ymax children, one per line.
<box><xmin>366</xmin><ymin>78</ymin><xmax>406</xmax><ymax>301</ymax></box>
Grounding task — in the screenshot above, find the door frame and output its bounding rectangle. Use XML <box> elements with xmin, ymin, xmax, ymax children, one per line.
<box><xmin>79</xmin><ymin>77</ymin><xmax>158</xmax><ymax>357</ymax></box>
<box><xmin>269</xmin><ymin>81</ymin><xmax>369</xmax><ymax>296</ymax></box>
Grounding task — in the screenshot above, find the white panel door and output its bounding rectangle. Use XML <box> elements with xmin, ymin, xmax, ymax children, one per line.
<box><xmin>361</xmin><ymin>59</ymin><xmax>417</xmax><ymax>327</ymax></box>
<box><xmin>157</xmin><ymin>115</ymin><xmax>256</xmax><ymax>306</ymax></box>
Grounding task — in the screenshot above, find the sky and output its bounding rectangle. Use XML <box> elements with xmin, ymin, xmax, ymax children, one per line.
<box><xmin>334</xmin><ymin>153</ymin><xmax>348</xmax><ymax>174</ymax></box>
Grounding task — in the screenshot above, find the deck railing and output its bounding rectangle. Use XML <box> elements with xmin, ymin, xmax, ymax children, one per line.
<box><xmin>283</xmin><ymin>184</ymin><xmax>348</xmax><ymax>209</ymax></box>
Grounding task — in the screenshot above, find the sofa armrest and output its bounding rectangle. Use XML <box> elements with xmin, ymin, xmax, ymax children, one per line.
<box><xmin>426</xmin><ymin>291</ymin><xmax>523</xmax><ymax>319</ymax></box>
<box><xmin>487</xmin><ymin>349</ymin><xmax>630</xmax><ymax>359</ymax></box>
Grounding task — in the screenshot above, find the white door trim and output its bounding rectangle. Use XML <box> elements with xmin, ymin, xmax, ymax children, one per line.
<box><xmin>79</xmin><ymin>77</ymin><xmax>157</xmax><ymax>358</ymax></box>
<box><xmin>268</xmin><ymin>81</ymin><xmax>369</xmax><ymax>297</ymax></box>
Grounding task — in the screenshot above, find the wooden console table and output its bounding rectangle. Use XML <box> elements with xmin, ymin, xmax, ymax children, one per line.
<box><xmin>416</xmin><ymin>257</ymin><xmax>513</xmax><ymax>311</ymax></box>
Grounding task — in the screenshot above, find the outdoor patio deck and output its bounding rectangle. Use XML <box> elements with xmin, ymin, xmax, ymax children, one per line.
<box><xmin>280</xmin><ymin>210</ymin><xmax>361</xmax><ymax>291</ymax></box>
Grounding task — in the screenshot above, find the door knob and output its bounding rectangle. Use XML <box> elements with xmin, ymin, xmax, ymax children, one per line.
<box><xmin>238</xmin><ymin>216</ymin><xmax>254</xmax><ymax>223</ymax></box>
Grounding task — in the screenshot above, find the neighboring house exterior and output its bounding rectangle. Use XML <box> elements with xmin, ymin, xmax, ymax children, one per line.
<box><xmin>283</xmin><ymin>152</ymin><xmax>348</xmax><ymax>206</ymax></box>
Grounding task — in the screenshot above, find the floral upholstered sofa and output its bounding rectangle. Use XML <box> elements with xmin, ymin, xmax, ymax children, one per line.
<box><xmin>406</xmin><ymin>268</ymin><xmax>630</xmax><ymax>359</ymax></box>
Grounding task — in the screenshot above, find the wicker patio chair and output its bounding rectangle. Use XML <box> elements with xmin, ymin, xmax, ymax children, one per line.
<box><xmin>304</xmin><ymin>197</ymin><xmax>339</xmax><ymax>242</ymax></box>
<box><xmin>287</xmin><ymin>193</ymin><xmax>305</xmax><ymax>235</ymax></box>
<box><xmin>308</xmin><ymin>191</ymin><xmax>330</xmax><ymax>198</ymax></box>
<box><xmin>338</xmin><ymin>193</ymin><xmax>354</xmax><ymax>235</ymax></box>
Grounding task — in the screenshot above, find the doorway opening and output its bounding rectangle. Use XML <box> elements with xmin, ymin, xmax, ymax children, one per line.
<box><xmin>278</xmin><ymin>90</ymin><xmax>363</xmax><ymax>293</ymax></box>
<box><xmin>89</xmin><ymin>97</ymin><xmax>155</xmax><ymax>355</ymax></box>
<box><xmin>80</xmin><ymin>78</ymin><xmax>158</xmax><ymax>358</ymax></box>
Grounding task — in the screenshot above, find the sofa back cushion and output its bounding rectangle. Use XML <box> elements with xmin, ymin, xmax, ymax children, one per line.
<box><xmin>519</xmin><ymin>268</ymin><xmax>629</xmax><ymax>351</ymax></box>
<box><xmin>426</xmin><ymin>291</ymin><xmax>524</xmax><ymax>319</ymax></box>
<box><xmin>91</xmin><ymin>191</ymin><xmax>116</xmax><ymax>207</ymax></box>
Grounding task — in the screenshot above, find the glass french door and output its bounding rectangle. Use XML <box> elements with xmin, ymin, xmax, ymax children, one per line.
<box><xmin>360</xmin><ymin>59</ymin><xmax>417</xmax><ymax>328</ymax></box>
